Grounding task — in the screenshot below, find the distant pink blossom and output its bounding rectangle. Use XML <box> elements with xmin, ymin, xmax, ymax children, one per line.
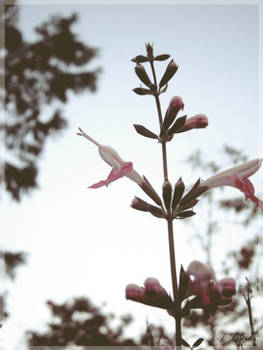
<box><xmin>201</xmin><ymin>159</ymin><xmax>263</xmax><ymax>210</ymax></box>
<box><xmin>126</xmin><ymin>277</ymin><xmax>172</xmax><ymax>309</ymax></box>
<box><xmin>77</xmin><ymin>128</ymin><xmax>143</xmax><ymax>188</ymax></box>
<box><xmin>187</xmin><ymin>260</ymin><xmax>236</xmax><ymax>309</ymax></box>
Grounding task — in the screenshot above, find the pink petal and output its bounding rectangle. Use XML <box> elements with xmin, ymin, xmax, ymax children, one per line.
<box><xmin>234</xmin><ymin>175</ymin><xmax>263</xmax><ymax>210</ymax></box>
<box><xmin>243</xmin><ymin>177</ymin><xmax>255</xmax><ymax>194</ymax></box>
<box><xmin>89</xmin><ymin>162</ymin><xmax>133</xmax><ymax>189</ymax></box>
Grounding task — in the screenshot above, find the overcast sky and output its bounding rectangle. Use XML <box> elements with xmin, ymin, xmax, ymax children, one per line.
<box><xmin>1</xmin><ymin>1</ymin><xmax>262</xmax><ymax>349</ymax></box>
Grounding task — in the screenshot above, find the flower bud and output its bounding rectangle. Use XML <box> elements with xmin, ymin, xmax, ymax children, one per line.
<box><xmin>126</xmin><ymin>284</ymin><xmax>145</xmax><ymax>300</ymax></box>
<box><xmin>145</xmin><ymin>43</ymin><xmax>154</xmax><ymax>60</ymax></box>
<box><xmin>163</xmin><ymin>96</ymin><xmax>184</xmax><ymax>131</ymax></box>
<box><xmin>131</xmin><ymin>197</ymin><xmax>149</xmax><ymax>212</ymax></box>
<box><xmin>125</xmin><ymin>278</ymin><xmax>173</xmax><ymax>309</ymax></box>
<box><xmin>211</xmin><ymin>278</ymin><xmax>236</xmax><ymax>305</ymax></box>
<box><xmin>159</xmin><ymin>60</ymin><xmax>178</xmax><ymax>88</ymax></box>
<box><xmin>172</xmin><ymin>177</ymin><xmax>185</xmax><ymax>211</ymax></box>
<box><xmin>140</xmin><ymin>176</ymin><xmax>163</xmax><ymax>207</ymax></box>
<box><xmin>176</xmin><ymin>114</ymin><xmax>208</xmax><ymax>133</ymax></box>
<box><xmin>135</xmin><ymin>63</ymin><xmax>152</xmax><ymax>87</ymax></box>
<box><xmin>144</xmin><ymin>278</ymin><xmax>169</xmax><ymax>298</ymax></box>
<box><xmin>162</xmin><ymin>180</ymin><xmax>172</xmax><ymax>210</ymax></box>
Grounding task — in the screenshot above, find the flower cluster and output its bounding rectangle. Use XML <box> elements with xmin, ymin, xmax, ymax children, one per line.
<box><xmin>126</xmin><ymin>260</ymin><xmax>236</xmax><ymax>316</ymax></box>
<box><xmin>77</xmin><ymin>44</ymin><xmax>261</xmax><ymax>347</ymax></box>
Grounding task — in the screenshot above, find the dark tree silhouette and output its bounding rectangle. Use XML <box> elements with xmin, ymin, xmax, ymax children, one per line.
<box><xmin>0</xmin><ymin>2</ymin><xmax>99</xmax><ymax>330</ymax></box>
<box><xmin>26</xmin><ymin>297</ymin><xmax>136</xmax><ymax>346</ymax></box>
<box><xmin>3</xmin><ymin>4</ymin><xmax>100</xmax><ymax>200</ymax></box>
<box><xmin>26</xmin><ymin>297</ymin><xmax>173</xmax><ymax>347</ymax></box>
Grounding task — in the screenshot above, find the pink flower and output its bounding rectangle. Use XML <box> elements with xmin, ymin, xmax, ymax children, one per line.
<box><xmin>166</xmin><ymin>96</ymin><xmax>184</xmax><ymax>116</ymax></box>
<box><xmin>125</xmin><ymin>278</ymin><xmax>173</xmax><ymax>309</ymax></box>
<box><xmin>176</xmin><ymin>114</ymin><xmax>208</xmax><ymax>133</ymax></box>
<box><xmin>186</xmin><ymin>260</ymin><xmax>236</xmax><ymax>309</ymax></box>
<box><xmin>77</xmin><ymin>128</ymin><xmax>143</xmax><ymax>188</ymax></box>
<box><xmin>201</xmin><ymin>159</ymin><xmax>263</xmax><ymax>209</ymax></box>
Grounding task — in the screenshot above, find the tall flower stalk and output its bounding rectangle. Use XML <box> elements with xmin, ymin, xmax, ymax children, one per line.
<box><xmin>149</xmin><ymin>56</ymin><xmax>182</xmax><ymax>345</ymax></box>
<box><xmin>78</xmin><ymin>44</ymin><xmax>261</xmax><ymax>348</ymax></box>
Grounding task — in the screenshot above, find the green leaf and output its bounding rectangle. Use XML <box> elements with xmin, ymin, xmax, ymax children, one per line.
<box><xmin>171</xmin><ymin>178</ymin><xmax>185</xmax><ymax>211</ymax></box>
<box><xmin>181</xmin><ymin>338</ymin><xmax>190</xmax><ymax>347</ymax></box>
<box><xmin>140</xmin><ymin>176</ymin><xmax>163</xmax><ymax>207</ymax></box>
<box><xmin>193</xmin><ymin>338</ymin><xmax>204</xmax><ymax>347</ymax></box>
<box><xmin>133</xmin><ymin>124</ymin><xmax>158</xmax><ymax>139</ymax></box>
<box><xmin>131</xmin><ymin>55</ymin><xmax>149</xmax><ymax>63</ymax></box>
<box><xmin>154</xmin><ymin>54</ymin><xmax>170</xmax><ymax>61</ymax></box>
<box><xmin>178</xmin><ymin>265</ymin><xmax>191</xmax><ymax>302</ymax></box>
<box><xmin>133</xmin><ymin>87</ymin><xmax>152</xmax><ymax>96</ymax></box>
<box><xmin>168</xmin><ymin>115</ymin><xmax>187</xmax><ymax>135</ymax></box>
<box><xmin>177</xmin><ymin>199</ymin><xmax>199</xmax><ymax>212</ymax></box>
<box><xmin>176</xmin><ymin>210</ymin><xmax>196</xmax><ymax>219</ymax></box>
<box><xmin>148</xmin><ymin>204</ymin><xmax>165</xmax><ymax>218</ymax></box>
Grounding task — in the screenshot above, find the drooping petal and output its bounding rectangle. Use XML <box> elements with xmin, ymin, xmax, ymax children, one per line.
<box><xmin>89</xmin><ymin>162</ymin><xmax>133</xmax><ymax>189</ymax></box>
<box><xmin>201</xmin><ymin>159</ymin><xmax>263</xmax><ymax>210</ymax></box>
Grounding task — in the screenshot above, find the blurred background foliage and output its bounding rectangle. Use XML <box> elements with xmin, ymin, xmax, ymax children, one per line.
<box><xmin>1</xmin><ymin>2</ymin><xmax>263</xmax><ymax>349</ymax></box>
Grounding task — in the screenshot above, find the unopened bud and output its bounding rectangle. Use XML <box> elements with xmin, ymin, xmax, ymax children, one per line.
<box><xmin>140</xmin><ymin>176</ymin><xmax>163</xmax><ymax>207</ymax></box>
<box><xmin>144</xmin><ymin>278</ymin><xmax>169</xmax><ymax>297</ymax></box>
<box><xmin>159</xmin><ymin>60</ymin><xmax>178</xmax><ymax>88</ymax></box>
<box><xmin>163</xmin><ymin>96</ymin><xmax>184</xmax><ymax>131</ymax></box>
<box><xmin>176</xmin><ymin>114</ymin><xmax>208</xmax><ymax>133</ymax></box>
<box><xmin>145</xmin><ymin>43</ymin><xmax>154</xmax><ymax>60</ymax></box>
<box><xmin>131</xmin><ymin>197</ymin><xmax>149</xmax><ymax>212</ymax></box>
<box><xmin>135</xmin><ymin>64</ymin><xmax>152</xmax><ymax>87</ymax></box>
<box><xmin>162</xmin><ymin>180</ymin><xmax>172</xmax><ymax>210</ymax></box>
<box><xmin>172</xmin><ymin>178</ymin><xmax>185</xmax><ymax>211</ymax></box>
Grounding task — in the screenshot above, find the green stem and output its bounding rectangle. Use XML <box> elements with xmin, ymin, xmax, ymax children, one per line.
<box><xmin>167</xmin><ymin>218</ymin><xmax>182</xmax><ymax>347</ymax></box>
<box><xmin>150</xmin><ymin>59</ymin><xmax>182</xmax><ymax>348</ymax></box>
<box><xmin>245</xmin><ymin>279</ymin><xmax>257</xmax><ymax>347</ymax></box>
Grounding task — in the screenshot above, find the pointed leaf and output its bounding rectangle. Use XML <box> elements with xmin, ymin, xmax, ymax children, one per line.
<box><xmin>154</xmin><ymin>54</ymin><xmax>170</xmax><ymax>61</ymax></box>
<box><xmin>133</xmin><ymin>124</ymin><xmax>158</xmax><ymax>139</ymax></box>
<box><xmin>176</xmin><ymin>210</ymin><xmax>196</xmax><ymax>219</ymax></box>
<box><xmin>133</xmin><ymin>87</ymin><xmax>152</xmax><ymax>96</ymax></box>
<box><xmin>168</xmin><ymin>115</ymin><xmax>187</xmax><ymax>135</ymax></box>
<box><xmin>131</xmin><ymin>55</ymin><xmax>149</xmax><ymax>63</ymax></box>
<box><xmin>163</xmin><ymin>106</ymin><xmax>178</xmax><ymax>131</ymax></box>
<box><xmin>181</xmin><ymin>338</ymin><xmax>190</xmax><ymax>347</ymax></box>
<box><xmin>172</xmin><ymin>178</ymin><xmax>185</xmax><ymax>211</ymax></box>
<box><xmin>193</xmin><ymin>338</ymin><xmax>204</xmax><ymax>347</ymax></box>
<box><xmin>178</xmin><ymin>265</ymin><xmax>191</xmax><ymax>301</ymax></box>
<box><xmin>148</xmin><ymin>204</ymin><xmax>165</xmax><ymax>218</ymax></box>
<box><xmin>177</xmin><ymin>199</ymin><xmax>199</xmax><ymax>212</ymax></box>
<box><xmin>159</xmin><ymin>83</ymin><xmax>168</xmax><ymax>94</ymax></box>
<box><xmin>180</xmin><ymin>178</ymin><xmax>201</xmax><ymax>205</ymax></box>
<box><xmin>140</xmin><ymin>176</ymin><xmax>163</xmax><ymax>207</ymax></box>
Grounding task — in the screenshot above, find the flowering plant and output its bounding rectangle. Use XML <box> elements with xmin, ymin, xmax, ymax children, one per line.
<box><xmin>78</xmin><ymin>44</ymin><xmax>262</xmax><ymax>348</ymax></box>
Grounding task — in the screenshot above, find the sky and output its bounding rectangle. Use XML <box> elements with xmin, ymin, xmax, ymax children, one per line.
<box><xmin>1</xmin><ymin>1</ymin><xmax>262</xmax><ymax>349</ymax></box>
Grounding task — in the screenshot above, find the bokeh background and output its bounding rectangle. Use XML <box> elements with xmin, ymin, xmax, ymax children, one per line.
<box><xmin>1</xmin><ymin>1</ymin><xmax>262</xmax><ymax>349</ymax></box>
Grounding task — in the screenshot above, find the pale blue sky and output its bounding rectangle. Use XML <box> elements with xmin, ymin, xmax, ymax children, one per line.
<box><xmin>2</xmin><ymin>2</ymin><xmax>262</xmax><ymax>349</ymax></box>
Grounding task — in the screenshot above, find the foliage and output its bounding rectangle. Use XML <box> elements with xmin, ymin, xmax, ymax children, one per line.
<box><xmin>27</xmin><ymin>297</ymin><xmax>136</xmax><ymax>346</ymax></box>
<box><xmin>3</xmin><ymin>4</ymin><xmax>100</xmax><ymax>200</ymax></box>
